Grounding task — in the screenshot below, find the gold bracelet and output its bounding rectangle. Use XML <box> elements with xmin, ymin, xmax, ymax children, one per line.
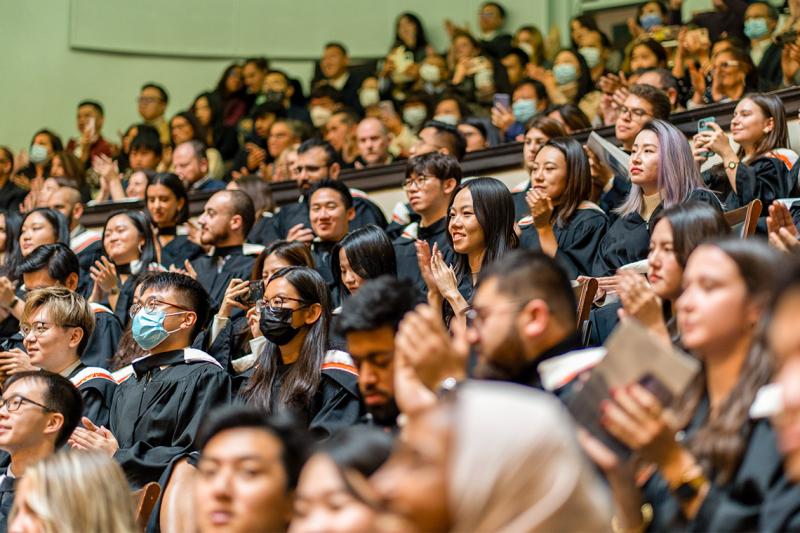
<box><xmin>611</xmin><ymin>503</ymin><xmax>653</xmax><ymax>533</ymax></box>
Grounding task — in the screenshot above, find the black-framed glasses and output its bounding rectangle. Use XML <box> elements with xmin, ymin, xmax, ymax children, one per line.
<box><xmin>20</xmin><ymin>321</ymin><xmax>80</xmax><ymax>338</ymax></box>
<box><xmin>129</xmin><ymin>296</ymin><xmax>193</xmax><ymax>319</ymax></box>
<box><xmin>256</xmin><ymin>295</ymin><xmax>309</xmax><ymax>312</ymax></box>
<box><xmin>0</xmin><ymin>395</ymin><xmax>53</xmax><ymax>413</ymax></box>
<box><xmin>618</xmin><ymin>105</ymin><xmax>650</xmax><ymax>120</ymax></box>
<box><xmin>462</xmin><ymin>300</ymin><xmax>532</xmax><ymax>329</ymax></box>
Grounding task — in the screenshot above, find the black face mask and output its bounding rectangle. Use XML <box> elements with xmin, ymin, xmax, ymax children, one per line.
<box><xmin>259</xmin><ymin>306</ymin><xmax>303</xmax><ymax>345</ymax></box>
<box><xmin>264</xmin><ymin>90</ymin><xmax>285</xmax><ymax>104</ymax></box>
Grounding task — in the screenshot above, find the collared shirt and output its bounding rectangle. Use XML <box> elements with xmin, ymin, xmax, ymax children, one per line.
<box><xmin>750</xmin><ymin>37</ymin><xmax>773</xmax><ymax>66</ymax></box>
<box><xmin>328</xmin><ymin>73</ymin><xmax>350</xmax><ymax>91</ymax></box>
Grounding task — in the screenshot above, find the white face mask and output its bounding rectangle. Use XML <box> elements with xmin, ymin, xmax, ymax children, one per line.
<box><xmin>403</xmin><ymin>106</ymin><xmax>427</xmax><ymax>128</ymax></box>
<box><xmin>419</xmin><ymin>63</ymin><xmax>442</xmax><ymax>83</ymax></box>
<box><xmin>474</xmin><ymin>69</ymin><xmax>494</xmax><ymax>89</ymax></box>
<box><xmin>518</xmin><ymin>42</ymin><xmax>534</xmax><ymax>60</ymax></box>
<box><xmin>433</xmin><ymin>114</ymin><xmax>459</xmax><ymax>126</ymax></box>
<box><xmin>309</xmin><ymin>106</ymin><xmax>333</xmax><ymax>128</ymax></box>
<box><xmin>359</xmin><ymin>88</ymin><xmax>380</xmax><ymax>108</ymax></box>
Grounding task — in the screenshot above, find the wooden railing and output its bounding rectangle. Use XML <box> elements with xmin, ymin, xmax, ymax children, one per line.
<box><xmin>80</xmin><ymin>86</ymin><xmax>800</xmax><ymax>227</ymax></box>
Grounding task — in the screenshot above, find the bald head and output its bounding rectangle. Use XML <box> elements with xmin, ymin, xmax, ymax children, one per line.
<box><xmin>47</xmin><ymin>186</ymin><xmax>83</xmax><ymax>229</ymax></box>
<box><xmin>356</xmin><ymin>117</ymin><xmax>391</xmax><ymax>167</ymax></box>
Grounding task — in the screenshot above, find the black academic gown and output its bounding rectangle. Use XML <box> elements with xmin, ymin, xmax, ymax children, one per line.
<box><xmin>703</xmin><ymin>157</ymin><xmax>796</xmax><ymax>211</ymax></box>
<box><xmin>67</xmin><ymin>362</ymin><xmax>117</xmax><ymax>429</ymax></box>
<box><xmin>644</xmin><ymin>399</ymin><xmax>800</xmax><ymax>532</ymax></box>
<box><xmin>75</xmin><ymin>238</ymin><xmax>103</xmax><ymax>299</ymax></box>
<box><xmin>393</xmin><ymin>218</ymin><xmax>454</xmax><ymax>298</ymax></box>
<box><xmin>81</xmin><ymin>303</ymin><xmax>122</xmax><ymax>370</ymax></box>
<box><xmin>0</xmin><ymin>469</ymin><xmax>15</xmax><ymax>533</ymax></box>
<box><xmin>248</xmin><ymin>193</ymin><xmax>387</xmax><ymax>245</ymax></box>
<box><xmin>191</xmin><ymin>246</ymin><xmax>256</xmax><ymax>310</ymax></box>
<box><xmin>110</xmin><ymin>348</ymin><xmax>232</xmax><ymax>488</ymax></box>
<box><xmin>519</xmin><ymin>208</ymin><xmax>608</xmax><ymax>279</ymax></box>
<box><xmin>599</xmin><ymin>177</ymin><xmax>632</xmax><ymax>215</ymax></box>
<box><xmin>109</xmin><ymin>272</ymin><xmax>141</xmax><ymax>329</ymax></box>
<box><xmin>592</xmin><ymin>189</ymin><xmax>721</xmax><ymax>277</ymax></box>
<box><xmin>0</xmin><ymin>180</ymin><xmax>27</xmax><ymax>212</ymax></box>
<box><xmin>310</xmin><ymin>240</ymin><xmax>339</xmax><ymax>306</ymax></box>
<box><xmin>157</xmin><ymin>231</ymin><xmax>204</xmax><ymax>269</ymax></box>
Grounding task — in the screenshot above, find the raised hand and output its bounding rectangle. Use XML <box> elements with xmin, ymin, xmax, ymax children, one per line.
<box><xmin>219</xmin><ymin>278</ymin><xmax>250</xmax><ymax>318</ymax></box>
<box><xmin>767</xmin><ymin>202</ymin><xmax>800</xmax><ymax>254</ymax></box>
<box><xmin>526</xmin><ymin>189</ymin><xmax>554</xmax><ymax>229</ymax></box>
<box><xmin>617</xmin><ymin>270</ymin><xmax>670</xmax><ymax>343</ymax></box>
<box><xmin>89</xmin><ymin>256</ymin><xmax>119</xmax><ymax>295</ymax></box>
<box><xmin>286</xmin><ymin>224</ymin><xmax>315</xmax><ymax>244</ymax></box>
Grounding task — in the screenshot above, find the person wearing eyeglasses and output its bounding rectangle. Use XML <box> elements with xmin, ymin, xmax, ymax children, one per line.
<box><xmin>393</xmin><ymin>153</ymin><xmax>461</xmax><ymax>298</ymax></box>
<box><xmin>137</xmin><ymin>83</ymin><xmax>170</xmax><ymax>146</ymax></box>
<box><xmin>690</xmin><ymin>47</ymin><xmax>756</xmax><ymax>107</ymax></box>
<box><xmin>240</xmin><ymin>266</ymin><xmax>362</xmax><ymax>440</ymax></box>
<box><xmin>69</xmin><ymin>272</ymin><xmax>232</xmax><ymax>489</ymax></box>
<box><xmin>0</xmin><ymin>370</ymin><xmax>83</xmax><ymax>532</ymax></box>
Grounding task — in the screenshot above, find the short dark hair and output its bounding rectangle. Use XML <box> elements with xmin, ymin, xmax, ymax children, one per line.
<box><xmin>197</xmin><ymin>405</ymin><xmax>309</xmax><ymax>490</ymax></box>
<box><xmin>130</xmin><ymin>124</ymin><xmax>163</xmax><ymax>156</ymax></box>
<box><xmin>137</xmin><ymin>272</ymin><xmax>210</xmax><ymax>339</ymax></box>
<box><xmin>308</xmin><ymin>85</ymin><xmax>344</xmax><ymax>105</ymax></box>
<box><xmin>627</xmin><ymin>83</ymin><xmax>671</xmax><ymax>120</ymax></box>
<box><xmin>219</xmin><ymin>189</ymin><xmax>256</xmax><ymax>237</ymax></box>
<box><xmin>180</xmin><ymin>139</ymin><xmax>208</xmax><ymax>162</ymax></box>
<box><xmin>338</xmin><ymin>275</ymin><xmax>421</xmax><ymax>334</ymax></box>
<box><xmin>252</xmin><ymin>102</ymin><xmax>287</xmax><ymax>121</ymax></box>
<box><xmin>140</xmin><ymin>83</ymin><xmax>169</xmax><ymax>105</ymax></box>
<box><xmin>17</xmin><ymin>243</ymin><xmax>79</xmax><ymax>284</ymax></box>
<box><xmin>749</xmin><ymin>1</ymin><xmax>780</xmax><ymax>20</ymax></box>
<box><xmin>324</xmin><ymin>42</ymin><xmax>348</xmax><ymax>56</ymax></box>
<box><xmin>420</xmin><ymin>121</ymin><xmax>467</xmax><ymax>161</ymax></box>
<box><xmin>634</xmin><ymin>67</ymin><xmax>679</xmax><ymax>94</ymax></box>
<box><xmin>297</xmin><ymin>138</ymin><xmax>341</xmax><ymax>168</ymax></box>
<box><xmin>482</xmin><ymin>1</ymin><xmax>506</xmax><ymax>18</ymax></box>
<box><xmin>405</xmin><ymin>151</ymin><xmax>463</xmax><ymax>186</ymax></box>
<box><xmin>244</xmin><ymin>57</ymin><xmax>269</xmax><ymax>72</ymax></box>
<box><xmin>630</xmin><ymin>39</ymin><xmax>668</xmax><ymax>68</ymax></box>
<box><xmin>5</xmin><ymin>371</ymin><xmax>83</xmax><ymax>448</ymax></box>
<box><xmin>331</xmin><ymin>107</ymin><xmax>360</xmax><ymax>127</ymax></box>
<box><xmin>77</xmin><ymin>100</ymin><xmax>104</xmax><ymax>116</ymax></box>
<box><xmin>478</xmin><ymin>249</ymin><xmax>576</xmax><ymax>329</ymax></box>
<box><xmin>515</xmin><ymin>77</ymin><xmax>547</xmax><ymax>101</ymax></box>
<box><xmin>504</xmin><ymin>47</ymin><xmax>529</xmax><ymax>67</ymax></box>
<box><xmin>309</xmin><ymin>178</ymin><xmax>353</xmax><ymax>209</ymax></box>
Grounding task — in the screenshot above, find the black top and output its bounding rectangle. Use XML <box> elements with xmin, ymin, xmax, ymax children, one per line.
<box><xmin>75</xmin><ymin>239</ymin><xmax>103</xmax><ymax>298</ymax></box>
<box><xmin>248</xmin><ymin>193</ymin><xmax>388</xmax><ymax>246</ymax></box>
<box><xmin>311</xmin><ymin>240</ymin><xmax>340</xmax><ymax>307</ymax></box>
<box><xmin>393</xmin><ymin>217</ymin><xmax>454</xmax><ymax>298</ymax></box>
<box><xmin>158</xmin><ymin>234</ymin><xmax>204</xmax><ymax>269</ymax></box>
<box><xmin>110</xmin><ymin>349</ymin><xmax>231</xmax><ymax>488</ymax></box>
<box><xmin>592</xmin><ymin>189</ymin><xmax>721</xmax><ymax>277</ymax></box>
<box><xmin>110</xmin><ymin>274</ymin><xmax>141</xmax><ymax>329</ymax></box>
<box><xmin>191</xmin><ymin>246</ymin><xmax>256</xmax><ymax>309</ymax></box>
<box><xmin>504</xmin><ymin>332</ymin><xmax>583</xmax><ymax>390</ymax></box>
<box><xmin>519</xmin><ymin>208</ymin><xmax>608</xmax><ymax>279</ymax></box>
<box><xmin>0</xmin><ymin>469</ymin><xmax>15</xmax><ymax>533</ymax></box>
<box><xmin>0</xmin><ymin>180</ymin><xmax>27</xmax><ymax>213</ymax></box>
<box><xmin>704</xmin><ymin>156</ymin><xmax>796</xmax><ymax>211</ymax></box>
<box><xmin>67</xmin><ymin>362</ymin><xmax>117</xmax><ymax>429</ymax></box>
<box><xmin>644</xmin><ymin>398</ymin><xmax>800</xmax><ymax>532</ymax></box>
<box><xmin>599</xmin><ymin>176</ymin><xmax>632</xmax><ymax>215</ymax></box>
<box><xmin>81</xmin><ymin>306</ymin><xmax>122</xmax><ymax>370</ymax></box>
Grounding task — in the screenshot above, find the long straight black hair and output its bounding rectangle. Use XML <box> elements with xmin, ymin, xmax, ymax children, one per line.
<box><xmin>240</xmin><ymin>266</ymin><xmax>332</xmax><ymax>420</ymax></box>
<box><xmin>0</xmin><ymin>210</ymin><xmax>22</xmax><ymax>280</ymax></box>
<box><xmin>101</xmin><ymin>210</ymin><xmax>157</xmax><ymax>269</ymax></box>
<box><xmin>446</xmin><ymin>177</ymin><xmax>519</xmax><ymax>281</ymax></box>
<box><xmin>331</xmin><ymin>225</ymin><xmax>397</xmax><ymax>297</ymax></box>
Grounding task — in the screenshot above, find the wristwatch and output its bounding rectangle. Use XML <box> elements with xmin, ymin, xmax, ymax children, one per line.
<box><xmin>726</xmin><ymin>159</ymin><xmax>739</xmax><ymax>170</ymax></box>
<box><xmin>673</xmin><ymin>464</ymin><xmax>708</xmax><ymax>502</ymax></box>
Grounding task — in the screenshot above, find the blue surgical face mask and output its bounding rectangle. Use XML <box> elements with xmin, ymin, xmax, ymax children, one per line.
<box><xmin>131</xmin><ymin>308</ymin><xmax>187</xmax><ymax>351</ymax></box>
<box><xmin>553</xmin><ymin>63</ymin><xmax>578</xmax><ymax>85</ymax></box>
<box><xmin>639</xmin><ymin>13</ymin><xmax>663</xmax><ymax>31</ymax></box>
<box><xmin>744</xmin><ymin>17</ymin><xmax>770</xmax><ymax>40</ymax></box>
<box><xmin>579</xmin><ymin>47</ymin><xmax>602</xmax><ymax>69</ymax></box>
<box><xmin>433</xmin><ymin>114</ymin><xmax>459</xmax><ymax>126</ymax></box>
<box><xmin>512</xmin><ymin>99</ymin><xmax>538</xmax><ymax>123</ymax></box>
<box><xmin>29</xmin><ymin>144</ymin><xmax>49</xmax><ymax>164</ymax></box>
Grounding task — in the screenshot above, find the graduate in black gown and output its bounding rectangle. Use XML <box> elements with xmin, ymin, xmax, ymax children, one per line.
<box><xmin>145</xmin><ymin>173</ymin><xmax>204</xmax><ymax>269</ymax></box>
<box><xmin>200</xmin><ymin>241</ymin><xmax>315</xmax><ymax>389</ymax></box>
<box><xmin>239</xmin><ymin>266</ymin><xmax>363</xmax><ymax>440</ymax></box>
<box><xmin>592</xmin><ymin>120</ymin><xmax>722</xmax><ymax>280</ymax></box>
<box><xmin>393</xmin><ymin>152</ymin><xmax>460</xmax><ymax>297</ymax></box>
<box><xmin>518</xmin><ymin>137</ymin><xmax>607</xmax><ymax>279</ymax></box>
<box><xmin>694</xmin><ymin>94</ymin><xmax>798</xmax><ymax>211</ymax></box>
<box><xmin>12</xmin><ymin>286</ymin><xmax>116</xmax><ymax>428</ymax></box>
<box><xmin>89</xmin><ymin>210</ymin><xmax>158</xmax><ymax>328</ymax></box>
<box><xmin>0</xmin><ymin>210</ymin><xmax>23</xmax><ymax>346</ymax></box>
<box><xmin>580</xmin><ymin>239</ymin><xmax>800</xmax><ymax>532</ymax></box>
<box><xmin>17</xmin><ymin>243</ymin><xmax>122</xmax><ymax>369</ymax></box>
<box><xmin>70</xmin><ymin>272</ymin><xmax>232</xmax><ymax>489</ymax></box>
<box><xmin>248</xmin><ymin>139</ymin><xmax>387</xmax><ymax>246</ymax></box>
<box><xmin>331</xmin><ymin>225</ymin><xmax>396</xmax><ymax>307</ymax></box>
<box><xmin>191</xmin><ymin>190</ymin><xmax>258</xmax><ymax>309</ymax></box>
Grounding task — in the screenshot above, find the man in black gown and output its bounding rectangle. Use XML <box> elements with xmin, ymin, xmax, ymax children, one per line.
<box><xmin>69</xmin><ymin>272</ymin><xmax>232</xmax><ymax>488</ymax></box>
<box><xmin>191</xmin><ymin>190</ymin><xmax>258</xmax><ymax>309</ymax></box>
<box><xmin>247</xmin><ymin>138</ymin><xmax>386</xmax><ymax>245</ymax></box>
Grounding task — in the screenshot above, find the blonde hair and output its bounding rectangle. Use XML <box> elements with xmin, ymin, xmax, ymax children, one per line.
<box><xmin>11</xmin><ymin>450</ymin><xmax>137</xmax><ymax>533</ymax></box>
<box><xmin>22</xmin><ymin>287</ymin><xmax>95</xmax><ymax>354</ymax></box>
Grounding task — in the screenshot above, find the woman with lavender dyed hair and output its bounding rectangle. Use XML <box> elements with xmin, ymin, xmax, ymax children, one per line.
<box><xmin>591</xmin><ymin>119</ymin><xmax>721</xmax><ymax>279</ymax></box>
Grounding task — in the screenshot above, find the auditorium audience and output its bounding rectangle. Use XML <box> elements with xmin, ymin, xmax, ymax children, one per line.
<box><xmin>5</xmin><ymin>5</ymin><xmax>800</xmax><ymax>531</ymax></box>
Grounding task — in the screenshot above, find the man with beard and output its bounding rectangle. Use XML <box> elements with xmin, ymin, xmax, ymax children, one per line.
<box><xmin>337</xmin><ymin>276</ymin><xmax>420</xmax><ymax>431</ymax></box>
<box><xmin>189</xmin><ymin>190</ymin><xmax>257</xmax><ymax>308</ymax></box>
<box><xmin>394</xmin><ymin>249</ymin><xmax>582</xmax><ymax>394</ymax></box>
